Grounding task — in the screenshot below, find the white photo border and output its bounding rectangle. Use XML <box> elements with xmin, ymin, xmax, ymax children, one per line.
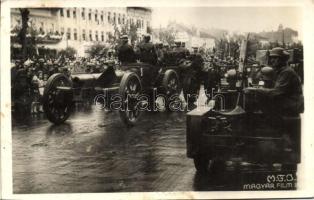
<box><xmin>1</xmin><ymin>0</ymin><xmax>314</xmax><ymax>199</ymax></box>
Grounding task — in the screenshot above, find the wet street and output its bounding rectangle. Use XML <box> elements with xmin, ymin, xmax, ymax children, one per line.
<box><xmin>12</xmin><ymin>98</ymin><xmax>298</xmax><ymax>193</ymax></box>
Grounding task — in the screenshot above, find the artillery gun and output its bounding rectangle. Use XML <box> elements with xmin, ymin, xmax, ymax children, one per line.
<box><xmin>43</xmin><ymin>56</ymin><xmax>200</xmax><ymax>126</ymax></box>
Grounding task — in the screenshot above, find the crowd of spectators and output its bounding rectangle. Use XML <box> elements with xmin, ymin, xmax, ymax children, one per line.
<box><xmin>11</xmin><ymin>50</ymin><xmax>118</xmax><ymax>119</ymax></box>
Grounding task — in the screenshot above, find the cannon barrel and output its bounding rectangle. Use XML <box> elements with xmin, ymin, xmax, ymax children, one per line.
<box><xmin>71</xmin><ymin>73</ymin><xmax>102</xmax><ymax>88</ymax></box>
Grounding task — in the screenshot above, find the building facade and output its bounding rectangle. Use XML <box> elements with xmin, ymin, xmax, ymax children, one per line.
<box><xmin>11</xmin><ymin>7</ymin><xmax>152</xmax><ymax>56</ymax></box>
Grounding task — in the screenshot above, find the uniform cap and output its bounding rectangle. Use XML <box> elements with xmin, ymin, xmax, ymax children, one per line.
<box><xmin>24</xmin><ymin>59</ymin><xmax>33</xmax><ymax>66</ymax></box>
<box><xmin>120</xmin><ymin>35</ymin><xmax>128</xmax><ymax>40</ymax></box>
<box><xmin>269</xmin><ymin>47</ymin><xmax>290</xmax><ymax>57</ymax></box>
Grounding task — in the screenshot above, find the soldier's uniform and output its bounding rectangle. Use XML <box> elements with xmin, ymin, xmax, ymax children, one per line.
<box><xmin>155</xmin><ymin>43</ymin><xmax>165</xmax><ymax>65</ymax></box>
<box><xmin>245</xmin><ymin>47</ymin><xmax>304</xmax><ymax>116</ymax></box>
<box><xmin>117</xmin><ymin>35</ymin><xmax>136</xmax><ymax>64</ymax></box>
<box><xmin>138</xmin><ymin>35</ymin><xmax>158</xmax><ymax>65</ymax></box>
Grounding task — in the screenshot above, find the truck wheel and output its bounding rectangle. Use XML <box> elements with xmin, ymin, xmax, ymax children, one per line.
<box><xmin>162</xmin><ymin>69</ymin><xmax>180</xmax><ymax>111</ymax></box>
<box><xmin>194</xmin><ymin>156</ymin><xmax>210</xmax><ymax>173</ymax></box>
<box><xmin>43</xmin><ymin>73</ymin><xmax>73</xmax><ymax>124</ymax></box>
<box><xmin>119</xmin><ymin>72</ymin><xmax>142</xmax><ymax>126</ymax></box>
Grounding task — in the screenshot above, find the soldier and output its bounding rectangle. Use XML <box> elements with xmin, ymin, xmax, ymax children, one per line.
<box><xmin>244</xmin><ymin>47</ymin><xmax>304</xmax><ymax>116</ymax></box>
<box><xmin>13</xmin><ymin>60</ymin><xmax>34</xmax><ymax>118</ymax></box>
<box><xmin>138</xmin><ymin>34</ymin><xmax>158</xmax><ymax>65</ymax></box>
<box><xmin>117</xmin><ymin>35</ymin><xmax>136</xmax><ymax>64</ymax></box>
<box><xmin>174</xmin><ymin>41</ymin><xmax>187</xmax><ymax>64</ymax></box>
<box><xmin>155</xmin><ymin>43</ymin><xmax>165</xmax><ymax>65</ymax></box>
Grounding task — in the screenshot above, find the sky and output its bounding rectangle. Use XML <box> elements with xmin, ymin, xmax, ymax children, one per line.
<box><xmin>151</xmin><ymin>7</ymin><xmax>303</xmax><ymax>36</ymax></box>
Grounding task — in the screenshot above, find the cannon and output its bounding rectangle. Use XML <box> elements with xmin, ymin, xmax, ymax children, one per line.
<box><xmin>43</xmin><ymin>60</ymin><xmax>198</xmax><ymax>126</ymax></box>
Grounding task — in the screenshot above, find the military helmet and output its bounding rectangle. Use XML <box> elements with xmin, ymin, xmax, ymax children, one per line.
<box><xmin>226</xmin><ymin>69</ymin><xmax>237</xmax><ymax>78</ymax></box>
<box><xmin>261</xmin><ymin>66</ymin><xmax>275</xmax><ymax>81</ymax></box>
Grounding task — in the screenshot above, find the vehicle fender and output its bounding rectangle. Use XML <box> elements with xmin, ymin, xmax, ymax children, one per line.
<box><xmin>186</xmin><ymin>106</ymin><xmax>212</xmax><ymax>158</ymax></box>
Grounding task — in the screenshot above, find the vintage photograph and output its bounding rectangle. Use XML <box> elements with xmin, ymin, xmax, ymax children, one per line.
<box><xmin>1</xmin><ymin>0</ymin><xmax>313</xmax><ymax>199</ymax></box>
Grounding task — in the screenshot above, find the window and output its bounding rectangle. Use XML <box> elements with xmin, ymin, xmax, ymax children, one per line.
<box><xmin>118</xmin><ymin>14</ymin><xmax>120</xmax><ymax>24</ymax></box>
<box><xmin>73</xmin><ymin>10</ymin><xmax>76</xmax><ymax>18</ymax></box>
<box><xmin>60</xmin><ymin>27</ymin><xmax>64</xmax><ymax>35</ymax></box>
<box><xmin>74</xmin><ymin>28</ymin><xmax>77</xmax><ymax>40</ymax></box>
<box><xmin>67</xmin><ymin>9</ymin><xmax>70</xmax><ymax>18</ymax></box>
<box><xmin>100</xmin><ymin>12</ymin><xmax>103</xmax><ymax>22</ymax></box>
<box><xmin>82</xmin><ymin>29</ymin><xmax>86</xmax><ymax>41</ymax></box>
<box><xmin>101</xmin><ymin>31</ymin><xmax>104</xmax><ymax>41</ymax></box>
<box><xmin>108</xmin><ymin>12</ymin><xmax>111</xmax><ymax>22</ymax></box>
<box><xmin>89</xmin><ymin>30</ymin><xmax>92</xmax><ymax>41</ymax></box>
<box><xmin>113</xmin><ymin>13</ymin><xmax>116</xmax><ymax>24</ymax></box>
<box><xmin>122</xmin><ymin>14</ymin><xmax>125</xmax><ymax>24</ymax></box>
<box><xmin>67</xmin><ymin>28</ymin><xmax>71</xmax><ymax>40</ymax></box>
<box><xmin>50</xmin><ymin>23</ymin><xmax>54</xmax><ymax>33</ymax></box>
<box><xmin>60</xmin><ymin>9</ymin><xmax>64</xmax><ymax>17</ymax></box>
<box><xmin>95</xmin><ymin>31</ymin><xmax>98</xmax><ymax>41</ymax></box>
<box><xmin>95</xmin><ymin>14</ymin><xmax>98</xmax><ymax>21</ymax></box>
<box><xmin>82</xmin><ymin>8</ymin><xmax>85</xmax><ymax>19</ymax></box>
<box><xmin>88</xmin><ymin>10</ymin><xmax>91</xmax><ymax>20</ymax></box>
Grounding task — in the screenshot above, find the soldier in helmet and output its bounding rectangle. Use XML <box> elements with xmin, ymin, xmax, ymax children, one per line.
<box><xmin>117</xmin><ymin>35</ymin><xmax>136</xmax><ymax>64</ymax></box>
<box><xmin>260</xmin><ymin>66</ymin><xmax>275</xmax><ymax>88</ymax></box>
<box><xmin>138</xmin><ymin>34</ymin><xmax>158</xmax><ymax>65</ymax></box>
<box><xmin>244</xmin><ymin>47</ymin><xmax>304</xmax><ymax>116</ymax></box>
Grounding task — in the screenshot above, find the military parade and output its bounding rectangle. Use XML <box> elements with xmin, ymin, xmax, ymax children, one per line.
<box><xmin>3</xmin><ymin>5</ymin><xmax>310</xmax><ymax>197</ymax></box>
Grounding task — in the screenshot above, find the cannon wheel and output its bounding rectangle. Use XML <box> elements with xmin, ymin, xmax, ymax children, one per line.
<box><xmin>119</xmin><ymin>72</ymin><xmax>142</xmax><ymax>126</ymax></box>
<box><xmin>162</xmin><ymin>70</ymin><xmax>180</xmax><ymax>111</ymax></box>
<box><xmin>43</xmin><ymin>73</ymin><xmax>73</xmax><ymax>124</ymax></box>
<box><xmin>182</xmin><ymin>73</ymin><xmax>200</xmax><ymax>105</ymax></box>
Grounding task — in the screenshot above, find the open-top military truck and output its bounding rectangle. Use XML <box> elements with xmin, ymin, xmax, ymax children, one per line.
<box><xmin>186</xmin><ymin>35</ymin><xmax>301</xmax><ymax>173</ymax></box>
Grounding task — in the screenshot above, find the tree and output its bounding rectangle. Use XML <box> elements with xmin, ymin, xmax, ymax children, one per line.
<box><xmin>58</xmin><ymin>47</ymin><xmax>77</xmax><ymax>59</ymax></box>
<box><xmin>159</xmin><ymin>28</ymin><xmax>176</xmax><ymax>45</ymax></box>
<box><xmin>86</xmin><ymin>43</ymin><xmax>109</xmax><ymax>58</ymax></box>
<box><xmin>18</xmin><ymin>8</ymin><xmax>30</xmax><ymax>59</ymax></box>
<box><xmin>128</xmin><ymin>23</ymin><xmax>138</xmax><ymax>45</ymax></box>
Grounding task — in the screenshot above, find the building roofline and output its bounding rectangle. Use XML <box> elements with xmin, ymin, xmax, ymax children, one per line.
<box><xmin>127</xmin><ymin>7</ymin><xmax>152</xmax><ymax>12</ymax></box>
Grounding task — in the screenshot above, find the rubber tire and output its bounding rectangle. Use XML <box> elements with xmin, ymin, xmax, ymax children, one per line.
<box><xmin>119</xmin><ymin>72</ymin><xmax>142</xmax><ymax>126</ymax></box>
<box><xmin>182</xmin><ymin>73</ymin><xmax>200</xmax><ymax>105</ymax></box>
<box><xmin>162</xmin><ymin>70</ymin><xmax>180</xmax><ymax>111</ymax></box>
<box><xmin>43</xmin><ymin>73</ymin><xmax>73</xmax><ymax>124</ymax></box>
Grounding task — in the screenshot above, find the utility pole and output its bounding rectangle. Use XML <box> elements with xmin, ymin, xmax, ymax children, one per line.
<box><xmin>282</xmin><ymin>29</ymin><xmax>285</xmax><ymax>48</ymax></box>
